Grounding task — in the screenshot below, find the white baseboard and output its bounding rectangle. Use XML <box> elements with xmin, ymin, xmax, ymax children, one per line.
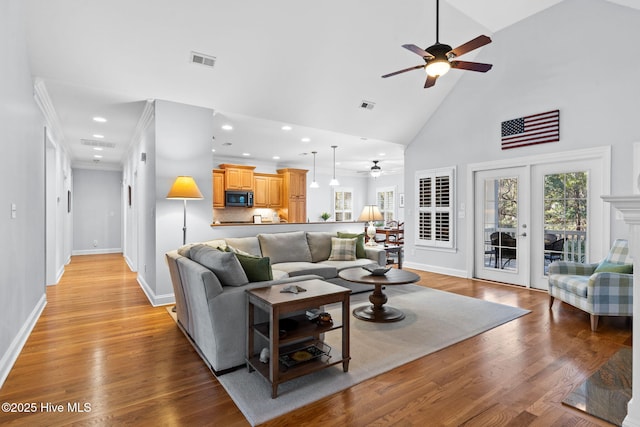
<box><xmin>124</xmin><ymin>254</ymin><xmax>137</xmax><ymax>272</ymax></box>
<box><xmin>137</xmin><ymin>275</ymin><xmax>175</xmax><ymax>307</ymax></box>
<box><xmin>403</xmin><ymin>261</ymin><xmax>468</xmax><ymax>278</ymax></box>
<box><xmin>71</xmin><ymin>248</ymin><xmax>122</xmax><ymax>256</ymax></box>
<box><xmin>0</xmin><ymin>294</ymin><xmax>47</xmax><ymax>388</ymax></box>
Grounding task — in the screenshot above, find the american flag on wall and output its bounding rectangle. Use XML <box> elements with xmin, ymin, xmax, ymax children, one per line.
<box><xmin>501</xmin><ymin>109</ymin><xmax>560</xmax><ymax>150</ymax></box>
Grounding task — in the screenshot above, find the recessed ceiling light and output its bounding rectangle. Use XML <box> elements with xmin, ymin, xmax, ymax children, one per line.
<box><xmin>211</xmin><ymin>148</ymin><xmax>216</xmax><ymax>152</ymax></box>
<box><xmin>221</xmin><ymin>124</ymin><xmax>233</xmax><ymax>131</ymax></box>
<box><xmin>242</xmin><ymin>152</ymin><xmax>250</xmax><ymax>156</ymax></box>
<box><xmin>93</xmin><ymin>117</ymin><xmax>107</xmax><ymax>123</ymax></box>
<box><xmin>93</xmin><ymin>154</ymin><xmax>103</xmax><ymax>158</ymax></box>
<box><xmin>93</xmin><ymin>147</ymin><xmax>103</xmax><ymax>151</ymax></box>
<box><xmin>301</xmin><ymin>137</ymin><xmax>311</xmax><ymax>143</ymax></box>
<box><xmin>92</xmin><ymin>134</ymin><xmax>104</xmax><ymax>139</ymax></box>
<box><xmin>281</xmin><ymin>125</ymin><xmax>292</xmax><ymax>131</ymax></box>
<box><xmin>273</xmin><ymin>155</ymin><xmax>280</xmax><ymax>160</ymax></box>
<box><xmin>379</xmin><ymin>152</ymin><xmax>386</xmax><ymax>156</ymax></box>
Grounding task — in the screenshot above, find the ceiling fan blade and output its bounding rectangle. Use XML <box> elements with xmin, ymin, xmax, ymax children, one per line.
<box><xmin>424</xmin><ymin>74</ymin><xmax>437</xmax><ymax>88</ymax></box>
<box><xmin>402</xmin><ymin>44</ymin><xmax>434</xmax><ymax>59</ymax></box>
<box><xmin>450</xmin><ymin>60</ymin><xmax>493</xmax><ymax>72</ymax></box>
<box><xmin>448</xmin><ymin>35</ymin><xmax>491</xmax><ymax>57</ymax></box>
<box><xmin>382</xmin><ymin>64</ymin><xmax>425</xmax><ymax>78</ymax></box>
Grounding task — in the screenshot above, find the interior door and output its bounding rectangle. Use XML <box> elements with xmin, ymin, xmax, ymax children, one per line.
<box><xmin>474</xmin><ymin>167</ymin><xmax>530</xmax><ymax>286</ymax></box>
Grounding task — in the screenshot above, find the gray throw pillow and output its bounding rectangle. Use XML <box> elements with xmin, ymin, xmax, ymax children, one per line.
<box><xmin>190</xmin><ymin>244</ymin><xmax>249</xmax><ymax>287</ymax></box>
<box><xmin>258</xmin><ymin>231</ymin><xmax>313</xmax><ymax>264</ymax></box>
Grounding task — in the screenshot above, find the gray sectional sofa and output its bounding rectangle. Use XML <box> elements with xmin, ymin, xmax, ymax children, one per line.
<box><xmin>165</xmin><ymin>230</ymin><xmax>385</xmax><ymax>373</ymax></box>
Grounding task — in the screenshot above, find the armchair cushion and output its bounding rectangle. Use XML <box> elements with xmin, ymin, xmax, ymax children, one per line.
<box><xmin>594</xmin><ymin>261</ymin><xmax>633</xmax><ymax>274</ymax></box>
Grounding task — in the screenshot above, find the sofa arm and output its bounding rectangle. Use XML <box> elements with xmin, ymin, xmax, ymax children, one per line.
<box><xmin>548</xmin><ymin>261</ymin><xmax>598</xmax><ymax>276</ymax></box>
<box><xmin>364</xmin><ymin>246</ymin><xmax>387</xmax><ymax>266</ymax></box>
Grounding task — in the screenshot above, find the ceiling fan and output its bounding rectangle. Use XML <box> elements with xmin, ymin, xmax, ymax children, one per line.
<box><xmin>382</xmin><ymin>0</ymin><xmax>493</xmax><ymax>88</ymax></box>
<box><xmin>357</xmin><ymin>160</ymin><xmax>383</xmax><ymax>178</ymax></box>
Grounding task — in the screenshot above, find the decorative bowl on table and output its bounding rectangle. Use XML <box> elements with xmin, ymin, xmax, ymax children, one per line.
<box><xmin>363</xmin><ymin>264</ymin><xmax>391</xmax><ymax>276</ymax></box>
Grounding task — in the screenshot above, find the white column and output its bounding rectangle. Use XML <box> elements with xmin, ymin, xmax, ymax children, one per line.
<box><xmin>602</xmin><ymin>196</ymin><xmax>640</xmax><ymax>427</ymax></box>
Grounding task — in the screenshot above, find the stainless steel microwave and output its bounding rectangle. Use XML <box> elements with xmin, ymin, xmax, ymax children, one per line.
<box><xmin>225</xmin><ymin>191</ymin><xmax>254</xmax><ymax>207</ymax></box>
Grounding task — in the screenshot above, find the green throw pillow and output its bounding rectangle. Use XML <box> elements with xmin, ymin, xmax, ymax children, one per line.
<box><xmin>595</xmin><ymin>262</ymin><xmax>633</xmax><ymax>274</ymax></box>
<box><xmin>234</xmin><ymin>253</ymin><xmax>273</xmax><ymax>282</ymax></box>
<box><xmin>337</xmin><ymin>232</ymin><xmax>366</xmax><ymax>258</ymax></box>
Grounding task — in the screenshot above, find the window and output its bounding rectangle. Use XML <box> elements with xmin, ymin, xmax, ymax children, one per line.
<box><xmin>416</xmin><ymin>167</ymin><xmax>455</xmax><ymax>249</ymax></box>
<box><xmin>333</xmin><ymin>187</ymin><xmax>353</xmax><ymax>222</ymax></box>
<box><xmin>376</xmin><ymin>186</ymin><xmax>395</xmax><ymax>223</ymax></box>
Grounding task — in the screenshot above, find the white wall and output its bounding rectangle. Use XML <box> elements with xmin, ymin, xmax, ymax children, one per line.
<box><xmin>0</xmin><ymin>0</ymin><xmax>47</xmax><ymax>386</ymax></box>
<box><xmin>72</xmin><ymin>168</ymin><xmax>123</xmax><ymax>254</ymax></box>
<box><xmin>403</xmin><ymin>0</ymin><xmax>640</xmax><ymax>273</ymax></box>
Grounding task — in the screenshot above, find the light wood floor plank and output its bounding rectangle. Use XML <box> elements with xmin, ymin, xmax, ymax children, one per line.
<box><xmin>0</xmin><ymin>254</ymin><xmax>629</xmax><ymax>426</ymax></box>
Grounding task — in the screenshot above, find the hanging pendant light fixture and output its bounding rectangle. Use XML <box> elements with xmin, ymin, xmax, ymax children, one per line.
<box><xmin>329</xmin><ymin>145</ymin><xmax>340</xmax><ymax>186</ymax></box>
<box><xmin>310</xmin><ymin>151</ymin><xmax>319</xmax><ymax>188</ymax></box>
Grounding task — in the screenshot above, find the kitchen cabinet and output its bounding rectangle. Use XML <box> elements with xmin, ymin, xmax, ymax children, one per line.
<box><xmin>220</xmin><ymin>164</ymin><xmax>255</xmax><ymax>190</ymax></box>
<box><xmin>277</xmin><ymin>168</ymin><xmax>307</xmax><ymax>223</ymax></box>
<box><xmin>213</xmin><ymin>169</ymin><xmax>225</xmax><ymax>208</ymax></box>
<box><xmin>254</xmin><ymin>174</ymin><xmax>282</xmax><ymax>208</ymax></box>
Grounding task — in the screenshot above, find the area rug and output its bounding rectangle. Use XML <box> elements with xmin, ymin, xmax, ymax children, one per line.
<box><xmin>563</xmin><ymin>347</ymin><xmax>631</xmax><ymax>426</ymax></box>
<box><xmin>215</xmin><ymin>284</ymin><xmax>530</xmax><ymax>426</ymax></box>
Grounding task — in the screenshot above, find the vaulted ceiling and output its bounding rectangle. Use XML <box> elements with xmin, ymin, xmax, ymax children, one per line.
<box><xmin>24</xmin><ymin>0</ymin><xmax>639</xmax><ymax>173</ymax></box>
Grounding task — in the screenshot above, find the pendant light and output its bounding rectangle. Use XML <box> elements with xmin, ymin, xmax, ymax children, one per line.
<box><xmin>329</xmin><ymin>145</ymin><xmax>340</xmax><ymax>186</ymax></box>
<box><xmin>310</xmin><ymin>151</ymin><xmax>319</xmax><ymax>188</ymax></box>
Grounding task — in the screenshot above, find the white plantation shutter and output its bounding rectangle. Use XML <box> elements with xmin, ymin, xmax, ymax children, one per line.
<box><xmin>416</xmin><ymin>167</ymin><xmax>455</xmax><ymax>248</ymax></box>
<box><xmin>376</xmin><ymin>187</ymin><xmax>395</xmax><ymax>222</ymax></box>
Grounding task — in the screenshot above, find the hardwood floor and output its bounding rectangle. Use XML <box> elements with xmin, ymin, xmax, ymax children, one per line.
<box><xmin>0</xmin><ymin>254</ymin><xmax>631</xmax><ymax>426</ymax></box>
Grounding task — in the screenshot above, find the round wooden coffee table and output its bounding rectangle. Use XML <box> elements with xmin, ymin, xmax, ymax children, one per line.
<box><xmin>338</xmin><ymin>267</ymin><xmax>420</xmax><ymax>322</ymax></box>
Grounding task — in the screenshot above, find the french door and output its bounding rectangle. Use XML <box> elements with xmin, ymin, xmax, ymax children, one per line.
<box><xmin>472</xmin><ymin>151</ymin><xmax>607</xmax><ymax>290</ymax></box>
<box><xmin>474</xmin><ymin>167</ymin><xmax>530</xmax><ymax>286</ymax></box>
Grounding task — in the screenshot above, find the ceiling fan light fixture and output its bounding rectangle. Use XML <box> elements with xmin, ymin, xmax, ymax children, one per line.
<box><xmin>370</xmin><ymin>160</ymin><xmax>382</xmax><ymax>178</ymax></box>
<box><xmin>426</xmin><ymin>59</ymin><xmax>451</xmax><ymax>77</ymax></box>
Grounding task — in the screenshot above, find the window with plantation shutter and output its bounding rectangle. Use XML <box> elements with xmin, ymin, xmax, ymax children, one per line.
<box><xmin>416</xmin><ymin>167</ymin><xmax>455</xmax><ymax>248</ymax></box>
<box><xmin>376</xmin><ymin>186</ymin><xmax>395</xmax><ymax>222</ymax></box>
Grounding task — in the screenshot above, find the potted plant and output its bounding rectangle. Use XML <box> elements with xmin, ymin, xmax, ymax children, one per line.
<box><xmin>320</xmin><ymin>212</ymin><xmax>331</xmax><ymax>221</ymax></box>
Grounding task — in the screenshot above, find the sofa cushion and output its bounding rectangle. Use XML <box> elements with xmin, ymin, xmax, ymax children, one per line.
<box><xmin>258</xmin><ymin>231</ymin><xmax>313</xmax><ymax>264</ymax></box>
<box><xmin>235</xmin><ymin>253</ymin><xmax>273</xmax><ymax>282</ymax></box>
<box><xmin>306</xmin><ymin>232</ymin><xmax>336</xmax><ymax>262</ymax></box>
<box><xmin>272</xmin><ymin>262</ymin><xmax>337</xmax><ymax>279</ymax></box>
<box><xmin>190</xmin><ymin>244</ymin><xmax>249</xmax><ymax>287</ymax></box>
<box><xmin>224</xmin><ymin>237</ymin><xmax>262</xmax><ymax>257</ymax></box>
<box><xmin>594</xmin><ymin>261</ymin><xmax>633</xmax><ymax>274</ymax></box>
<box><xmin>328</xmin><ymin>237</ymin><xmax>357</xmax><ymax>261</ymax></box>
<box><xmin>320</xmin><ymin>258</ymin><xmax>376</xmax><ymax>271</ymax></box>
<box><xmin>337</xmin><ymin>232</ymin><xmax>366</xmax><ymax>259</ymax></box>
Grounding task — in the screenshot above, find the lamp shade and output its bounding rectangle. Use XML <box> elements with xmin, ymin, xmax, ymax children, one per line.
<box><xmin>166</xmin><ymin>176</ymin><xmax>204</xmax><ymax>199</ymax></box>
<box><xmin>358</xmin><ymin>205</ymin><xmax>383</xmax><ymax>222</ymax></box>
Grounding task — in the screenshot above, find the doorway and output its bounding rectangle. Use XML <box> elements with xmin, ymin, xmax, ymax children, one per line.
<box><xmin>469</xmin><ymin>147</ymin><xmax>610</xmax><ymax>290</ymax></box>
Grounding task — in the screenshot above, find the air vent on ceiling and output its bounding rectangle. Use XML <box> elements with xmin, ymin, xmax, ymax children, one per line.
<box><xmin>80</xmin><ymin>139</ymin><xmax>116</xmax><ymax>148</ymax></box>
<box><xmin>190</xmin><ymin>51</ymin><xmax>216</xmax><ymax>68</ymax></box>
<box><xmin>360</xmin><ymin>100</ymin><xmax>375</xmax><ymax>110</ymax></box>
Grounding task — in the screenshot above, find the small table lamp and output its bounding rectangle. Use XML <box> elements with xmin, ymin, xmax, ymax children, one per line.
<box><xmin>167</xmin><ymin>176</ymin><xmax>204</xmax><ymax>245</ymax></box>
<box><xmin>358</xmin><ymin>205</ymin><xmax>384</xmax><ymax>246</ymax></box>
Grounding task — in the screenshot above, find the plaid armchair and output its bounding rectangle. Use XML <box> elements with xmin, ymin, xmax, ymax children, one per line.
<box><xmin>548</xmin><ymin>239</ymin><xmax>633</xmax><ymax>331</ymax></box>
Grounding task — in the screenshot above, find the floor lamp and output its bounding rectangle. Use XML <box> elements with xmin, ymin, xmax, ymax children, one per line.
<box><xmin>166</xmin><ymin>176</ymin><xmax>204</xmax><ymax>245</ymax></box>
<box><xmin>358</xmin><ymin>205</ymin><xmax>384</xmax><ymax>246</ymax></box>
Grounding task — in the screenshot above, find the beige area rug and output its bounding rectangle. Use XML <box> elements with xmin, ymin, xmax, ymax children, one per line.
<box><xmin>563</xmin><ymin>347</ymin><xmax>631</xmax><ymax>426</ymax></box>
<box><xmin>189</xmin><ymin>284</ymin><xmax>529</xmax><ymax>426</ymax></box>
